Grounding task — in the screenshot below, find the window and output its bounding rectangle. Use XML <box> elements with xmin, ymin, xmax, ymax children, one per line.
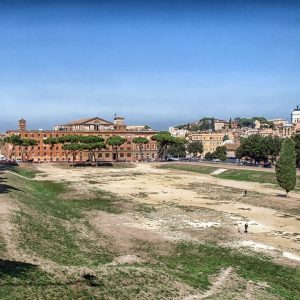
<box><xmin>105</xmin><ymin>153</ymin><xmax>109</xmax><ymax>158</ymax></box>
<box><xmin>127</xmin><ymin>153</ymin><xmax>131</xmax><ymax>157</ymax></box>
<box><xmin>120</xmin><ymin>153</ymin><xmax>124</xmax><ymax>157</ymax></box>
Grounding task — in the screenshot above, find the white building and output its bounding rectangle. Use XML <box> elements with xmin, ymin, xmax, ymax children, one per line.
<box><xmin>291</xmin><ymin>106</ymin><xmax>300</xmax><ymax>124</ymax></box>
<box><xmin>169</xmin><ymin>127</ymin><xmax>189</xmax><ymax>137</ymax></box>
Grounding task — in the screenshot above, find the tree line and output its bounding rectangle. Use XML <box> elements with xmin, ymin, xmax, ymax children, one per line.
<box><xmin>2</xmin><ymin>134</ymin><xmax>152</xmax><ymax>166</ymax></box>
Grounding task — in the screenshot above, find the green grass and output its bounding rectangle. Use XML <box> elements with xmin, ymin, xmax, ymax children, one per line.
<box><xmin>7</xmin><ymin>174</ymin><xmax>120</xmax><ymax>266</ymax></box>
<box><xmin>158</xmin><ymin>164</ymin><xmax>218</xmax><ymax>174</ymax></box>
<box><xmin>8</xmin><ymin>165</ymin><xmax>40</xmax><ymax>179</ymax></box>
<box><xmin>216</xmin><ymin>169</ymin><xmax>277</xmax><ymax>184</ymax></box>
<box><xmin>159</xmin><ymin>164</ymin><xmax>300</xmax><ymax>188</ymax></box>
<box><xmin>216</xmin><ymin>169</ymin><xmax>300</xmax><ymax>188</ymax></box>
<box><xmin>158</xmin><ymin>243</ymin><xmax>300</xmax><ymax>300</ymax></box>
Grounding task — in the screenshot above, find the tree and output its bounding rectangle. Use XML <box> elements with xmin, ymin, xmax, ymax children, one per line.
<box><xmin>228</xmin><ymin>118</ymin><xmax>232</xmax><ymax>129</ymax></box>
<box><xmin>62</xmin><ymin>143</ymin><xmax>83</xmax><ymax>167</ymax></box>
<box><xmin>236</xmin><ymin>135</ymin><xmax>267</xmax><ymax>163</ymax></box>
<box><xmin>44</xmin><ymin>137</ymin><xmax>59</xmax><ymax>162</ymax></box>
<box><xmin>187</xmin><ymin>141</ymin><xmax>203</xmax><ymax>157</ymax></box>
<box><xmin>236</xmin><ymin>135</ymin><xmax>282</xmax><ymax>164</ymax></box>
<box><xmin>223</xmin><ymin>134</ymin><xmax>229</xmax><ymax>142</ymax></box>
<box><xmin>276</xmin><ymin>138</ymin><xmax>296</xmax><ymax>197</ymax></box>
<box><xmin>205</xmin><ymin>152</ymin><xmax>213</xmax><ymax>160</ymax></box>
<box><xmin>81</xmin><ymin>142</ymin><xmax>106</xmax><ymax>166</ymax></box>
<box><xmin>4</xmin><ymin>135</ymin><xmax>22</xmax><ymax>160</ymax></box>
<box><xmin>79</xmin><ymin>136</ymin><xmax>106</xmax><ymax>166</ymax></box>
<box><xmin>106</xmin><ymin>136</ymin><xmax>126</xmax><ymax>161</ymax></box>
<box><xmin>151</xmin><ymin>132</ymin><xmax>185</xmax><ymax>160</ymax></box>
<box><xmin>20</xmin><ymin>138</ymin><xmax>37</xmax><ymax>162</ymax></box>
<box><xmin>132</xmin><ymin>137</ymin><xmax>149</xmax><ymax>162</ymax></box>
<box><xmin>167</xmin><ymin>143</ymin><xmax>186</xmax><ymax>158</ymax></box>
<box><xmin>292</xmin><ymin>135</ymin><xmax>300</xmax><ymax>168</ymax></box>
<box><xmin>212</xmin><ymin>146</ymin><xmax>227</xmax><ymax>161</ymax></box>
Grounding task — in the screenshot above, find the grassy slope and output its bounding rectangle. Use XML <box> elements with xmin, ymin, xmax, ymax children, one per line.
<box><xmin>0</xmin><ymin>167</ymin><xmax>299</xmax><ymax>299</ymax></box>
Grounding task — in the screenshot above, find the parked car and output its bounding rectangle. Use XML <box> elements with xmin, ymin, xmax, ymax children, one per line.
<box><xmin>262</xmin><ymin>162</ymin><xmax>272</xmax><ymax>168</ymax></box>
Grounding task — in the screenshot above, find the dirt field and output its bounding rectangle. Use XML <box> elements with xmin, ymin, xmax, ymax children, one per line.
<box><xmin>0</xmin><ymin>162</ymin><xmax>299</xmax><ymax>299</ymax></box>
<box><xmin>34</xmin><ymin>163</ymin><xmax>300</xmax><ymax>263</ymax></box>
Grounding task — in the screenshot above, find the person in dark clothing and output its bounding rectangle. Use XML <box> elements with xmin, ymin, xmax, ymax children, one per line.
<box><xmin>243</xmin><ymin>190</ymin><xmax>247</xmax><ymax>197</ymax></box>
<box><xmin>244</xmin><ymin>222</ymin><xmax>248</xmax><ymax>233</ymax></box>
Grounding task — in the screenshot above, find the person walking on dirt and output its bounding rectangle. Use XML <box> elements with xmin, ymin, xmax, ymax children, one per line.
<box><xmin>244</xmin><ymin>222</ymin><xmax>248</xmax><ymax>234</ymax></box>
<box><xmin>243</xmin><ymin>190</ymin><xmax>247</xmax><ymax>197</ymax></box>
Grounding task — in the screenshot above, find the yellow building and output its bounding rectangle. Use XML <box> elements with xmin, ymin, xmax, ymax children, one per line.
<box><xmin>189</xmin><ymin>132</ymin><xmax>225</xmax><ymax>154</ymax></box>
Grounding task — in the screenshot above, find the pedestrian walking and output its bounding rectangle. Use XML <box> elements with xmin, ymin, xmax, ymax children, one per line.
<box><xmin>244</xmin><ymin>222</ymin><xmax>248</xmax><ymax>234</ymax></box>
<box><xmin>243</xmin><ymin>190</ymin><xmax>247</xmax><ymax>197</ymax></box>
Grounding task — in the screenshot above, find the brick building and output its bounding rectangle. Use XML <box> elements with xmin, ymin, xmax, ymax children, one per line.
<box><xmin>5</xmin><ymin>117</ymin><xmax>159</xmax><ymax>163</ymax></box>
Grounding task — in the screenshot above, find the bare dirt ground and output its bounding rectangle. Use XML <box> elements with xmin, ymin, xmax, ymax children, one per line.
<box><xmin>34</xmin><ymin>163</ymin><xmax>300</xmax><ymax>266</ymax></box>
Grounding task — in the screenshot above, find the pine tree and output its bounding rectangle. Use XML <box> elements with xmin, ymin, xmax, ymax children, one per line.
<box><xmin>276</xmin><ymin>138</ymin><xmax>296</xmax><ymax>197</ymax></box>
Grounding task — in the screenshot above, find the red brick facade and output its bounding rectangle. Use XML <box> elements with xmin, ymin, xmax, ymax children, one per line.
<box><xmin>5</xmin><ymin>118</ymin><xmax>159</xmax><ymax>162</ymax></box>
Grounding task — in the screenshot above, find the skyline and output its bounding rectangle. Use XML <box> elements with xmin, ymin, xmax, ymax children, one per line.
<box><xmin>0</xmin><ymin>0</ymin><xmax>299</xmax><ymax>131</ymax></box>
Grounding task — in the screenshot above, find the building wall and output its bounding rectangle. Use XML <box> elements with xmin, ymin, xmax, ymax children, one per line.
<box><xmin>189</xmin><ymin>132</ymin><xmax>224</xmax><ymax>154</ymax></box>
<box><xmin>5</xmin><ymin>130</ymin><xmax>158</xmax><ymax>162</ymax></box>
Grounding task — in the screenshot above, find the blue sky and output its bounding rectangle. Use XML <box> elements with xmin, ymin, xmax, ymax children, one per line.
<box><xmin>0</xmin><ymin>0</ymin><xmax>299</xmax><ymax>131</ymax></box>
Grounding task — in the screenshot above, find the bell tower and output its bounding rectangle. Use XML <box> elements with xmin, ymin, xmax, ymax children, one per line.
<box><xmin>18</xmin><ymin>118</ymin><xmax>27</xmax><ymax>131</ymax></box>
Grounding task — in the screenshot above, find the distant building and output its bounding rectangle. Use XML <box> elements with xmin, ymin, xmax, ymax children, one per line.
<box><xmin>291</xmin><ymin>105</ymin><xmax>300</xmax><ymax>124</ymax></box>
<box><xmin>189</xmin><ymin>132</ymin><xmax>225</xmax><ymax>155</ymax></box>
<box><xmin>54</xmin><ymin>117</ymin><xmax>114</xmax><ymax>131</ymax></box>
<box><xmin>5</xmin><ymin>117</ymin><xmax>159</xmax><ymax>163</ymax></box>
<box><xmin>169</xmin><ymin>127</ymin><xmax>189</xmax><ymax>137</ymax></box>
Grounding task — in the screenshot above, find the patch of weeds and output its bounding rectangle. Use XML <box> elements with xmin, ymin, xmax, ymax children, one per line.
<box><xmin>135</xmin><ymin>203</ymin><xmax>156</xmax><ymax>214</ymax></box>
<box><xmin>86</xmin><ymin>180</ymin><xmax>99</xmax><ymax>184</ymax></box>
<box><xmin>132</xmin><ymin>192</ymin><xmax>149</xmax><ymax>199</ymax></box>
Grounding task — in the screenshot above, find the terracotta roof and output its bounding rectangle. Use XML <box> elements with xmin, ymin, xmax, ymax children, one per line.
<box><xmin>61</xmin><ymin>117</ymin><xmax>113</xmax><ymax>126</ymax></box>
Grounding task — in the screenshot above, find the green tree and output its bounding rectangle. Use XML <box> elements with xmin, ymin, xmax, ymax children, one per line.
<box><xmin>79</xmin><ymin>135</ymin><xmax>106</xmax><ymax>166</ymax></box>
<box><xmin>205</xmin><ymin>152</ymin><xmax>213</xmax><ymax>161</ymax></box>
<box><xmin>223</xmin><ymin>134</ymin><xmax>229</xmax><ymax>142</ymax></box>
<box><xmin>236</xmin><ymin>135</ymin><xmax>267</xmax><ymax>163</ymax></box>
<box><xmin>44</xmin><ymin>137</ymin><xmax>59</xmax><ymax>162</ymax></box>
<box><xmin>228</xmin><ymin>118</ymin><xmax>232</xmax><ymax>129</ymax></box>
<box><xmin>187</xmin><ymin>141</ymin><xmax>203</xmax><ymax>157</ymax></box>
<box><xmin>4</xmin><ymin>135</ymin><xmax>22</xmax><ymax>160</ymax></box>
<box><xmin>276</xmin><ymin>138</ymin><xmax>296</xmax><ymax>197</ymax></box>
<box><xmin>151</xmin><ymin>132</ymin><xmax>185</xmax><ymax>160</ymax></box>
<box><xmin>62</xmin><ymin>143</ymin><xmax>83</xmax><ymax>167</ymax></box>
<box><xmin>106</xmin><ymin>136</ymin><xmax>126</xmax><ymax>161</ymax></box>
<box><xmin>132</xmin><ymin>137</ymin><xmax>149</xmax><ymax>162</ymax></box>
<box><xmin>292</xmin><ymin>135</ymin><xmax>300</xmax><ymax>168</ymax></box>
<box><xmin>212</xmin><ymin>146</ymin><xmax>227</xmax><ymax>161</ymax></box>
<box><xmin>167</xmin><ymin>143</ymin><xmax>186</xmax><ymax>158</ymax></box>
<box><xmin>21</xmin><ymin>138</ymin><xmax>37</xmax><ymax>162</ymax></box>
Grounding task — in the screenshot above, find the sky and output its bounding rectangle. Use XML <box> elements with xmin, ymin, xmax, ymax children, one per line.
<box><xmin>0</xmin><ymin>0</ymin><xmax>299</xmax><ymax>131</ymax></box>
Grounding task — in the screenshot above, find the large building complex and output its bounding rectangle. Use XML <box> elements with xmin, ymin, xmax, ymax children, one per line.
<box><xmin>5</xmin><ymin>117</ymin><xmax>159</xmax><ymax>163</ymax></box>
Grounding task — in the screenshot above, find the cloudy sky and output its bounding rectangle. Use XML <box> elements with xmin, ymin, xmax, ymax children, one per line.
<box><xmin>0</xmin><ymin>0</ymin><xmax>299</xmax><ymax>131</ymax></box>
